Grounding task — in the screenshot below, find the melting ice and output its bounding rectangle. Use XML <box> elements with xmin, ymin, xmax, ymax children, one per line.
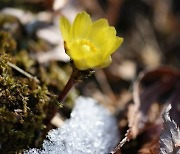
<box><xmin>26</xmin><ymin>97</ymin><xmax>120</xmax><ymax>154</ymax></box>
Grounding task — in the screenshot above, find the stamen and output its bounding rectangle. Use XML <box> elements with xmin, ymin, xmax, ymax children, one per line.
<box><xmin>69</xmin><ymin>39</ymin><xmax>98</xmax><ymax>52</ymax></box>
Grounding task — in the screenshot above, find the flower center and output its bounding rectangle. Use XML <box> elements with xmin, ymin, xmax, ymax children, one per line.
<box><xmin>70</xmin><ymin>39</ymin><xmax>97</xmax><ymax>53</ymax></box>
<box><xmin>81</xmin><ymin>40</ymin><xmax>97</xmax><ymax>52</ymax></box>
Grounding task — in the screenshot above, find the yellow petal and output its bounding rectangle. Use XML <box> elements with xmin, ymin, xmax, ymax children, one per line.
<box><xmin>66</xmin><ymin>42</ymin><xmax>86</xmax><ymax>60</ymax></box>
<box><xmin>101</xmin><ymin>31</ymin><xmax>123</xmax><ymax>59</ymax></box>
<box><xmin>59</xmin><ymin>11</ymin><xmax>124</xmax><ymax>70</ymax></box>
<box><xmin>107</xmin><ymin>26</ymin><xmax>116</xmax><ymax>36</ymax></box>
<box><xmin>89</xmin><ymin>19</ymin><xmax>109</xmax><ymax>47</ymax></box>
<box><xmin>59</xmin><ymin>16</ymin><xmax>71</xmax><ymax>41</ymax></box>
<box><xmin>84</xmin><ymin>51</ymin><xmax>111</xmax><ymax>69</ymax></box>
<box><xmin>71</xmin><ymin>12</ymin><xmax>92</xmax><ymax>40</ymax></box>
<box><xmin>86</xmin><ymin>52</ymin><xmax>102</xmax><ymax>68</ymax></box>
<box><xmin>91</xmin><ymin>19</ymin><xmax>109</xmax><ymax>32</ymax></box>
<box><xmin>66</xmin><ymin>39</ymin><xmax>98</xmax><ymax>60</ymax></box>
<box><xmin>98</xmin><ymin>26</ymin><xmax>116</xmax><ymax>51</ymax></box>
<box><xmin>74</xmin><ymin>52</ymin><xmax>102</xmax><ymax>70</ymax></box>
<box><xmin>73</xmin><ymin>58</ymin><xmax>89</xmax><ymax>70</ymax></box>
<box><xmin>98</xmin><ymin>56</ymin><xmax>112</xmax><ymax>68</ymax></box>
<box><xmin>110</xmin><ymin>37</ymin><xmax>123</xmax><ymax>54</ymax></box>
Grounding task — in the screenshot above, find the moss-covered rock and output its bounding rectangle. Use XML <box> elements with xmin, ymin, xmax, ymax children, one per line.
<box><xmin>0</xmin><ymin>42</ymin><xmax>57</xmax><ymax>153</ymax></box>
<box><xmin>0</xmin><ymin>31</ymin><xmax>59</xmax><ymax>153</ymax></box>
<box><xmin>0</xmin><ymin>24</ymin><xmax>77</xmax><ymax>152</ymax></box>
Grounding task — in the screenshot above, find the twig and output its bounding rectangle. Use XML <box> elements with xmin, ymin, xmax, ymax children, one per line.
<box><xmin>110</xmin><ymin>129</ymin><xmax>132</xmax><ymax>154</ymax></box>
<box><xmin>7</xmin><ymin>62</ymin><xmax>39</xmax><ymax>83</ymax></box>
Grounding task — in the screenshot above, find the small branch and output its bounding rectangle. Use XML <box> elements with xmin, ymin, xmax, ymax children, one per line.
<box><xmin>110</xmin><ymin>129</ymin><xmax>132</xmax><ymax>154</ymax></box>
<box><xmin>7</xmin><ymin>62</ymin><xmax>39</xmax><ymax>83</ymax></box>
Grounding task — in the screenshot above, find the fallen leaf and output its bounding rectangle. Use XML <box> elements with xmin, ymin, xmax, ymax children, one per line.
<box><xmin>159</xmin><ymin>104</ymin><xmax>180</xmax><ymax>154</ymax></box>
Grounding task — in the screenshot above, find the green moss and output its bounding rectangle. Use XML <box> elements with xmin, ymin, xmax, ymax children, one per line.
<box><xmin>0</xmin><ymin>31</ymin><xmax>17</xmax><ymax>53</ymax></box>
<box><xmin>0</xmin><ymin>30</ymin><xmax>77</xmax><ymax>153</ymax></box>
<box><xmin>0</xmin><ymin>31</ymin><xmax>58</xmax><ymax>153</ymax></box>
<box><xmin>14</xmin><ymin>50</ymin><xmax>35</xmax><ymax>72</ymax></box>
<box><xmin>38</xmin><ymin>62</ymin><xmax>77</xmax><ymax>109</ymax></box>
<box><xmin>0</xmin><ymin>52</ymin><xmax>54</xmax><ymax>153</ymax></box>
<box><xmin>0</xmin><ymin>13</ymin><xmax>22</xmax><ymax>42</ymax></box>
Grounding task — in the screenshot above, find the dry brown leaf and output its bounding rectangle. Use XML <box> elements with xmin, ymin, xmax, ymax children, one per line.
<box><xmin>128</xmin><ymin>67</ymin><xmax>180</xmax><ymax>138</ymax></box>
<box><xmin>138</xmin><ymin>72</ymin><xmax>180</xmax><ymax>154</ymax></box>
<box><xmin>111</xmin><ymin>67</ymin><xmax>180</xmax><ymax>154</ymax></box>
<box><xmin>160</xmin><ymin>104</ymin><xmax>180</xmax><ymax>154</ymax></box>
<box><xmin>138</xmin><ymin>123</ymin><xmax>162</xmax><ymax>154</ymax></box>
<box><xmin>139</xmin><ymin>138</ymin><xmax>159</xmax><ymax>154</ymax></box>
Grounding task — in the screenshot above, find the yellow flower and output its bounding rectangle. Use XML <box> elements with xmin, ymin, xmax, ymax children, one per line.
<box><xmin>59</xmin><ymin>11</ymin><xmax>123</xmax><ymax>70</ymax></box>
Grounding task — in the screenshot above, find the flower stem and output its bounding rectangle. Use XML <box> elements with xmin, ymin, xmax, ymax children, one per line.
<box><xmin>58</xmin><ymin>64</ymin><xmax>95</xmax><ymax>103</ymax></box>
<box><xmin>58</xmin><ymin>66</ymin><xmax>80</xmax><ymax>102</ymax></box>
<box><xmin>43</xmin><ymin>65</ymin><xmax>92</xmax><ymax>139</ymax></box>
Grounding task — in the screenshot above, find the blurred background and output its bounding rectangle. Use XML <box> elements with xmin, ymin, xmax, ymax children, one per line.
<box><xmin>0</xmin><ymin>0</ymin><xmax>179</xmax><ymax>96</ymax></box>
<box><xmin>0</xmin><ymin>0</ymin><xmax>179</xmax><ymax>153</ymax></box>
